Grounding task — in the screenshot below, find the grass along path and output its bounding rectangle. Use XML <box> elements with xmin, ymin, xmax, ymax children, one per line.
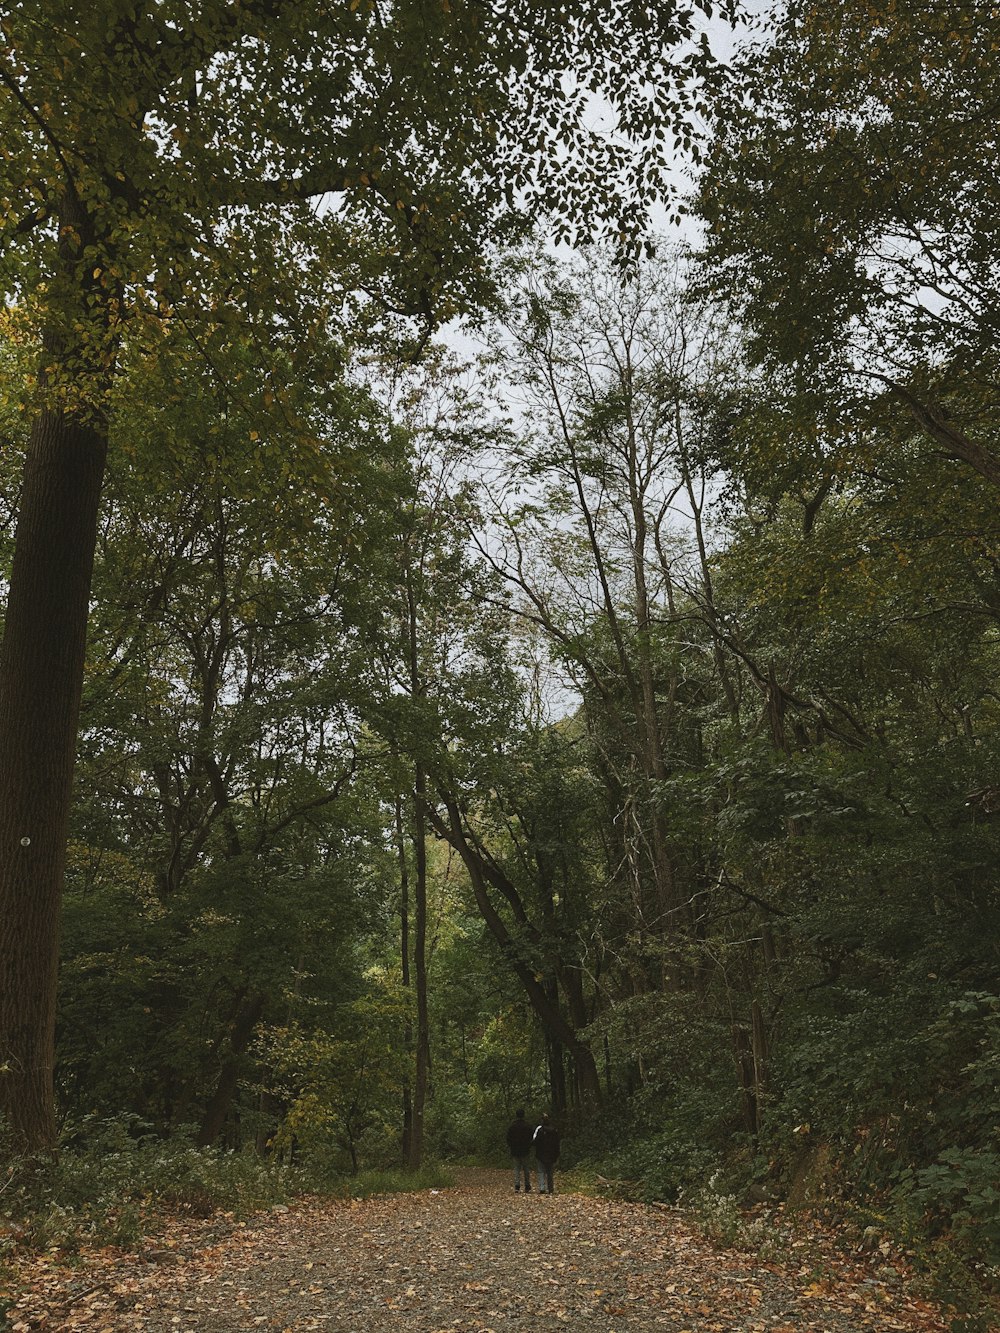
<box><xmin>6</xmin><ymin>1168</ymin><xmax>957</xmax><ymax>1331</ymax></box>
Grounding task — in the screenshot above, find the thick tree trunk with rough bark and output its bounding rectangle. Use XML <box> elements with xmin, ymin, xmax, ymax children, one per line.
<box><xmin>0</xmin><ymin>408</ymin><xmax>108</xmax><ymax>1152</ymax></box>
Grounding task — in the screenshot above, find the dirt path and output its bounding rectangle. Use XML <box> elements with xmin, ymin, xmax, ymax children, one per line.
<box><xmin>7</xmin><ymin>1169</ymin><xmax>953</xmax><ymax>1331</ymax></box>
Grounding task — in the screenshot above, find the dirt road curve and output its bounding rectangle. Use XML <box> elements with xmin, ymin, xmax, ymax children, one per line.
<box><xmin>7</xmin><ymin>1169</ymin><xmax>952</xmax><ymax>1331</ymax></box>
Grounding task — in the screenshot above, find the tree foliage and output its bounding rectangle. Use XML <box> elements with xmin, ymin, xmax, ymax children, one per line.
<box><xmin>697</xmin><ymin>0</ymin><xmax>1000</xmax><ymax>489</ymax></box>
<box><xmin>0</xmin><ymin>7</ymin><xmax>997</xmax><ymax>1320</ymax></box>
<box><xmin>0</xmin><ymin>0</ymin><xmax>732</xmax><ymax>1152</ymax></box>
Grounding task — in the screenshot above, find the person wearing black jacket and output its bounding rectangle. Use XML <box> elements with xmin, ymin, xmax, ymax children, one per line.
<box><xmin>533</xmin><ymin>1112</ymin><xmax>560</xmax><ymax>1194</ymax></box>
<box><xmin>506</xmin><ymin>1108</ymin><xmax>533</xmax><ymax>1192</ymax></box>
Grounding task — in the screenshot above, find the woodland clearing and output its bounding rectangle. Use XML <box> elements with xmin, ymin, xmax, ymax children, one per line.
<box><xmin>3</xmin><ymin>1169</ymin><xmax>958</xmax><ymax>1332</ymax></box>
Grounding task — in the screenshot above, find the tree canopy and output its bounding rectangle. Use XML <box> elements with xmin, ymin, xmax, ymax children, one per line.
<box><xmin>0</xmin><ymin>5</ymin><xmax>997</xmax><ymax>1325</ymax></box>
<box><xmin>0</xmin><ymin>0</ymin><xmax>731</xmax><ymax>1153</ymax></box>
<box><xmin>697</xmin><ymin>0</ymin><xmax>1000</xmax><ymax>489</ymax></box>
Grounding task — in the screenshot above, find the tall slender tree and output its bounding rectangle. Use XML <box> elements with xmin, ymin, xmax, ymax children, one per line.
<box><xmin>0</xmin><ymin>0</ymin><xmax>727</xmax><ymax>1151</ymax></box>
<box><xmin>479</xmin><ymin>252</ymin><xmax>737</xmax><ymax>983</ymax></box>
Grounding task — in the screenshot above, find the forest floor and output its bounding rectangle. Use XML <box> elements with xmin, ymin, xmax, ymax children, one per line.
<box><xmin>3</xmin><ymin>1168</ymin><xmax>963</xmax><ymax>1332</ymax></box>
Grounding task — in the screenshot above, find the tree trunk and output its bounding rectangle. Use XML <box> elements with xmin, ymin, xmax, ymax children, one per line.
<box><xmin>196</xmin><ymin>991</ymin><xmax>266</xmax><ymax>1147</ymax></box>
<box><xmin>0</xmin><ymin>408</ymin><xmax>108</xmax><ymax>1153</ymax></box>
<box><xmin>732</xmin><ymin>1022</ymin><xmax>758</xmax><ymax>1136</ymax></box>
<box><xmin>406</xmin><ymin>766</ymin><xmax>431</xmax><ymax>1170</ymax></box>
<box><xmin>751</xmin><ymin>997</ymin><xmax>769</xmax><ymax>1129</ymax></box>
<box><xmin>547</xmin><ymin>1033</ymin><xmax>567</xmax><ymax>1114</ymax></box>
<box><xmin>395</xmin><ymin>793</ymin><xmax>414</xmax><ymax>1164</ymax></box>
<box><xmin>256</xmin><ymin>1089</ymin><xmax>283</xmax><ymax>1156</ymax></box>
<box><xmin>885</xmin><ymin>380</ymin><xmax>1000</xmax><ymax>491</ymax></box>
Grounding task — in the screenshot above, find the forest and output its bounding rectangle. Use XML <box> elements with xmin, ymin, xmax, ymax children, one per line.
<box><xmin>0</xmin><ymin>0</ymin><xmax>997</xmax><ymax>1327</ymax></box>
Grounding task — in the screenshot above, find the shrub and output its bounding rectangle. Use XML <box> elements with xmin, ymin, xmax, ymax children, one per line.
<box><xmin>597</xmin><ymin>1125</ymin><xmax>722</xmax><ymax>1204</ymax></box>
<box><xmin>334</xmin><ymin>1162</ymin><xmax>453</xmax><ymax>1200</ymax></box>
<box><xmin>0</xmin><ymin>1115</ymin><xmax>299</xmax><ymax>1253</ymax></box>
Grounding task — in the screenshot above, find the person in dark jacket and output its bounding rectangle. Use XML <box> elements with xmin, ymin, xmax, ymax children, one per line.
<box><xmin>506</xmin><ymin>1108</ymin><xmax>533</xmax><ymax>1192</ymax></box>
<box><xmin>533</xmin><ymin>1112</ymin><xmax>560</xmax><ymax>1194</ymax></box>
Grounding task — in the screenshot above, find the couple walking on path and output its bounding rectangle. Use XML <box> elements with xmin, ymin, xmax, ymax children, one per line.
<box><xmin>506</xmin><ymin>1109</ymin><xmax>560</xmax><ymax>1194</ymax></box>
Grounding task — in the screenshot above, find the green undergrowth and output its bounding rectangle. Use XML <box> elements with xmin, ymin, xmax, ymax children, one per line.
<box><xmin>570</xmin><ymin>1120</ymin><xmax>999</xmax><ymax>1333</ymax></box>
<box><xmin>0</xmin><ymin>1117</ymin><xmax>451</xmax><ymax>1262</ymax></box>
<box><xmin>0</xmin><ymin>1119</ymin><xmax>302</xmax><ymax>1256</ymax></box>
<box><xmin>331</xmin><ymin>1162</ymin><xmax>453</xmax><ymax>1199</ymax></box>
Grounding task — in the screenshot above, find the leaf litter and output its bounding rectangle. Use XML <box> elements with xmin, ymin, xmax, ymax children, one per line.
<box><xmin>3</xmin><ymin>1169</ymin><xmax>960</xmax><ymax>1331</ymax></box>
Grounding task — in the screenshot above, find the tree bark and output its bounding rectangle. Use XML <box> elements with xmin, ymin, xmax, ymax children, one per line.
<box><xmin>406</xmin><ymin>766</ymin><xmax>431</xmax><ymax>1169</ymax></box>
<box><xmin>732</xmin><ymin>1022</ymin><xmax>759</xmax><ymax>1136</ymax></box>
<box><xmin>0</xmin><ymin>408</ymin><xmax>108</xmax><ymax>1152</ymax></box>
<box><xmin>547</xmin><ymin>1031</ymin><xmax>567</xmax><ymax>1113</ymax></box>
<box><xmin>196</xmin><ymin>991</ymin><xmax>266</xmax><ymax>1147</ymax></box>
<box><xmin>884</xmin><ymin>380</ymin><xmax>1000</xmax><ymax>491</ymax></box>
<box><xmin>395</xmin><ymin>794</ymin><xmax>414</xmax><ymax>1164</ymax></box>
